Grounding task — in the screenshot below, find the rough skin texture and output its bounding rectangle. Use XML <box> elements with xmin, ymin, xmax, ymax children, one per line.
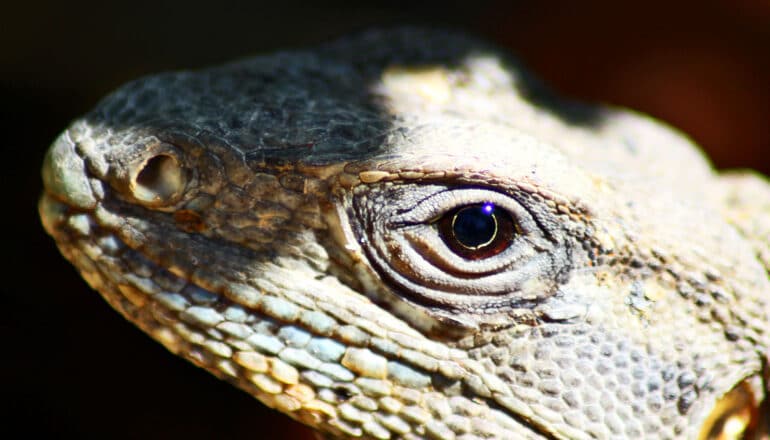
<box><xmin>39</xmin><ymin>29</ymin><xmax>769</xmax><ymax>439</ymax></box>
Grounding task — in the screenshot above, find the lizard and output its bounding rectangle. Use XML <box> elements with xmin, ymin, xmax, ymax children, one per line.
<box><xmin>38</xmin><ymin>28</ymin><xmax>770</xmax><ymax>439</ymax></box>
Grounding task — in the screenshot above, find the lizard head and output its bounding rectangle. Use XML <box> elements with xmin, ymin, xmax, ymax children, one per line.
<box><xmin>40</xmin><ymin>29</ymin><xmax>769</xmax><ymax>439</ymax></box>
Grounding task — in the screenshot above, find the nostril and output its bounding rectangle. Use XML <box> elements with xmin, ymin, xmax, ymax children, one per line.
<box><xmin>132</xmin><ymin>154</ymin><xmax>186</xmax><ymax>204</ymax></box>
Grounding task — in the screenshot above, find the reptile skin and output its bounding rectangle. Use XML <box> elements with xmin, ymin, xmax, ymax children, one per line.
<box><xmin>39</xmin><ymin>29</ymin><xmax>769</xmax><ymax>439</ymax></box>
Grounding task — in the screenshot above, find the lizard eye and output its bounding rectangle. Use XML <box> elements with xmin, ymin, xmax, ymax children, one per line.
<box><xmin>349</xmin><ymin>184</ymin><xmax>561</xmax><ymax>325</ymax></box>
<box><xmin>437</xmin><ymin>203</ymin><xmax>516</xmax><ymax>260</ymax></box>
<box><xmin>698</xmin><ymin>380</ymin><xmax>766</xmax><ymax>440</ymax></box>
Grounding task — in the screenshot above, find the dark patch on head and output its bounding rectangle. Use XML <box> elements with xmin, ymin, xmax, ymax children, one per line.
<box><xmin>82</xmin><ymin>28</ymin><xmax>604</xmax><ymax>168</ymax></box>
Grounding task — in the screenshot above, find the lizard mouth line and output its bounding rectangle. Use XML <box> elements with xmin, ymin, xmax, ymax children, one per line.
<box><xmin>39</xmin><ymin>191</ymin><xmax>239</xmax><ymax>338</ymax></box>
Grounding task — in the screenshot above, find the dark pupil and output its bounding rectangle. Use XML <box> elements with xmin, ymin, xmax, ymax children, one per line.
<box><xmin>452</xmin><ymin>205</ymin><xmax>497</xmax><ymax>248</ymax></box>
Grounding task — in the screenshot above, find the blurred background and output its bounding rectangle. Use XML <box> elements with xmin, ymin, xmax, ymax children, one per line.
<box><xmin>3</xmin><ymin>1</ymin><xmax>769</xmax><ymax>438</ymax></box>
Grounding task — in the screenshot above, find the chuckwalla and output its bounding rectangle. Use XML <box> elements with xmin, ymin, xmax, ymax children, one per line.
<box><xmin>39</xmin><ymin>29</ymin><xmax>770</xmax><ymax>439</ymax></box>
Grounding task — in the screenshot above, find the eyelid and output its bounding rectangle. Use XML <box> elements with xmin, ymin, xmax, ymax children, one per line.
<box><xmin>402</xmin><ymin>224</ymin><xmax>537</xmax><ymax>275</ymax></box>
<box><xmin>390</xmin><ymin>188</ymin><xmax>539</xmax><ymax>235</ymax></box>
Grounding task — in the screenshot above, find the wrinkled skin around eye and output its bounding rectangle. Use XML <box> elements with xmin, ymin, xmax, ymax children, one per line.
<box><xmin>346</xmin><ymin>183</ymin><xmax>585</xmax><ymax>326</ymax></box>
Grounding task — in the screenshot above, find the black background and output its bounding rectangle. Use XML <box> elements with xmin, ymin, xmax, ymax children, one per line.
<box><xmin>3</xmin><ymin>1</ymin><xmax>770</xmax><ymax>438</ymax></box>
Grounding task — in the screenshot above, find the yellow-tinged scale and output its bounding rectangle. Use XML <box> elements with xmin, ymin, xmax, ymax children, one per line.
<box><xmin>273</xmin><ymin>394</ymin><xmax>303</xmax><ymax>412</ymax></box>
<box><xmin>304</xmin><ymin>399</ymin><xmax>338</xmax><ymax>418</ymax></box>
<box><xmin>250</xmin><ymin>373</ymin><xmax>283</xmax><ymax>394</ymax></box>
<box><xmin>285</xmin><ymin>383</ymin><xmax>316</xmax><ymax>403</ymax></box>
<box><xmin>270</xmin><ymin>358</ymin><xmax>300</xmax><ymax>384</ymax></box>
<box><xmin>117</xmin><ymin>284</ymin><xmax>146</xmax><ymax>307</ymax></box>
<box><xmin>233</xmin><ymin>351</ymin><xmax>269</xmax><ymax>373</ymax></box>
<box><xmin>358</xmin><ymin>171</ymin><xmax>391</xmax><ymax>184</ymax></box>
<box><xmin>342</xmin><ymin>348</ymin><xmax>388</xmax><ymax>379</ymax></box>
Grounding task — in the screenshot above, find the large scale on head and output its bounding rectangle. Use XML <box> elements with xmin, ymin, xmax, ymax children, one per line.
<box><xmin>39</xmin><ymin>28</ymin><xmax>769</xmax><ymax>439</ymax></box>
